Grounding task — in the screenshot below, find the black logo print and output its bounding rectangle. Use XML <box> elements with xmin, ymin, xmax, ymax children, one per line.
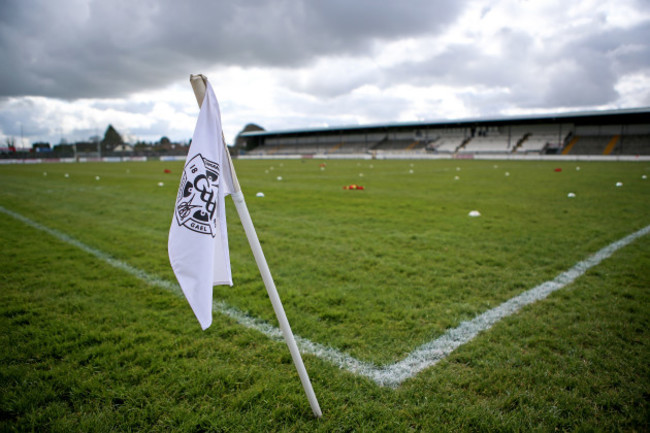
<box><xmin>174</xmin><ymin>154</ymin><xmax>221</xmax><ymax>237</ymax></box>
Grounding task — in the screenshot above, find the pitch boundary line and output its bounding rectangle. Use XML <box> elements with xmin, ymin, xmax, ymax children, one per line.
<box><xmin>2</xmin><ymin>205</ymin><xmax>648</xmax><ymax>387</ymax></box>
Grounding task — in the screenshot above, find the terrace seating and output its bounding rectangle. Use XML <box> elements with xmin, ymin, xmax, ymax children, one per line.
<box><xmin>566</xmin><ymin>136</ymin><xmax>610</xmax><ymax>155</ymax></box>
<box><xmin>334</xmin><ymin>141</ymin><xmax>370</xmax><ymax>153</ymax></box>
<box><xmin>459</xmin><ymin>136</ymin><xmax>511</xmax><ymax>153</ymax></box>
<box><xmin>617</xmin><ymin>135</ymin><xmax>650</xmax><ymax>155</ymax></box>
<box><xmin>372</xmin><ymin>139</ymin><xmax>424</xmax><ymax>151</ymax></box>
<box><xmin>246</xmin><ymin>125</ymin><xmax>649</xmax><ymax>156</ymax></box>
<box><xmin>516</xmin><ymin>134</ymin><xmax>559</xmax><ymax>153</ymax></box>
<box><xmin>249</xmin><ymin>134</ymin><xmax>381</xmax><ymax>155</ymax></box>
<box><xmin>426</xmin><ymin>135</ymin><xmax>465</xmax><ymax>153</ymax></box>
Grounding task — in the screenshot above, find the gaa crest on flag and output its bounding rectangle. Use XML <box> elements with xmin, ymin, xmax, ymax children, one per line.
<box><xmin>174</xmin><ymin>153</ymin><xmax>221</xmax><ymax>237</ymax></box>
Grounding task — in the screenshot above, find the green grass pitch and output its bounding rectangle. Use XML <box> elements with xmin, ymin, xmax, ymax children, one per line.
<box><xmin>1</xmin><ymin>158</ymin><xmax>649</xmax><ymax>431</ymax></box>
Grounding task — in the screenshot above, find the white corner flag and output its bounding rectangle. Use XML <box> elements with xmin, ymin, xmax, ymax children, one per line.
<box><xmin>168</xmin><ymin>80</ymin><xmax>234</xmax><ymax>330</ymax></box>
<box><xmin>170</xmin><ymin>74</ymin><xmax>321</xmax><ymax>418</ymax></box>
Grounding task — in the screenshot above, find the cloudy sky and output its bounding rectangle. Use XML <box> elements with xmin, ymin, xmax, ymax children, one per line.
<box><xmin>1</xmin><ymin>0</ymin><xmax>649</xmax><ymax>147</ymax></box>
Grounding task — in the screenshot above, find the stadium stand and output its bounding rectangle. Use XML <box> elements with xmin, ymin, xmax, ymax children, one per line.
<box><xmin>237</xmin><ymin>108</ymin><xmax>650</xmax><ymax>157</ymax></box>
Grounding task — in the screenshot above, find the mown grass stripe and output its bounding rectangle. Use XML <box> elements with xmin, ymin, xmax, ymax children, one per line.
<box><xmin>375</xmin><ymin>223</ymin><xmax>650</xmax><ymax>387</ymax></box>
<box><xmin>1</xmin><ymin>204</ymin><xmax>647</xmax><ymax>388</ymax></box>
<box><xmin>0</xmin><ymin>204</ymin><xmax>371</xmax><ymax>379</ymax></box>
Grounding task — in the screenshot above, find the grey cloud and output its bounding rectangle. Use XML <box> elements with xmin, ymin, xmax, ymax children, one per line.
<box><xmin>588</xmin><ymin>21</ymin><xmax>650</xmax><ymax>74</ymax></box>
<box><xmin>0</xmin><ymin>98</ymin><xmax>50</xmax><ymax>140</ymax></box>
<box><xmin>88</xmin><ymin>100</ymin><xmax>156</xmax><ymax>113</ymax></box>
<box><xmin>327</xmin><ymin>92</ymin><xmax>413</xmax><ymax>122</ymax></box>
<box><xmin>538</xmin><ymin>21</ymin><xmax>650</xmax><ymax>107</ymax></box>
<box><xmin>380</xmin><ymin>20</ymin><xmax>649</xmax><ymax>111</ymax></box>
<box><xmin>280</xmin><ymin>59</ymin><xmax>384</xmax><ymax>98</ymax></box>
<box><xmin>382</xmin><ymin>27</ymin><xmax>535</xmax><ymax>89</ymax></box>
<box><xmin>0</xmin><ymin>0</ymin><xmax>466</xmax><ymax>99</ymax></box>
<box><xmin>539</xmin><ymin>50</ymin><xmax>617</xmax><ymax>108</ymax></box>
<box><xmin>128</xmin><ymin>121</ymin><xmax>188</xmax><ymax>142</ymax></box>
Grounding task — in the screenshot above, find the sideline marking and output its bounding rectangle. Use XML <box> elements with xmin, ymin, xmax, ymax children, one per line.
<box><xmin>2</xmin><ymin>205</ymin><xmax>648</xmax><ymax>387</ymax></box>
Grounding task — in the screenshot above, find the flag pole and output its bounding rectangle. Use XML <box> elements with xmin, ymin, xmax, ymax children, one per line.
<box><xmin>189</xmin><ymin>74</ymin><xmax>322</xmax><ymax>419</ymax></box>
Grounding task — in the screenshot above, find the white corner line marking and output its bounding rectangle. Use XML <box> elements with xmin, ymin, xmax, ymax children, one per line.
<box><xmin>2</xmin><ymin>205</ymin><xmax>648</xmax><ymax>388</ymax></box>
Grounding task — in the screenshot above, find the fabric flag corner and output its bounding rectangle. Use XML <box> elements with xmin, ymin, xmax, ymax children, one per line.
<box><xmin>168</xmin><ymin>81</ymin><xmax>234</xmax><ymax>330</ymax></box>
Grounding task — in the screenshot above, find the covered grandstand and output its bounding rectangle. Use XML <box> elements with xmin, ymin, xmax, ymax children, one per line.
<box><xmin>236</xmin><ymin>107</ymin><xmax>650</xmax><ymax>158</ymax></box>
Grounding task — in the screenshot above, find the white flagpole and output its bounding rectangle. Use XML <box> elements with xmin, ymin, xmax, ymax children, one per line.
<box><xmin>189</xmin><ymin>74</ymin><xmax>322</xmax><ymax>419</ymax></box>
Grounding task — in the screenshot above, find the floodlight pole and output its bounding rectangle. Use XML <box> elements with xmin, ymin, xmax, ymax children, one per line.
<box><xmin>190</xmin><ymin>74</ymin><xmax>322</xmax><ymax>419</ymax></box>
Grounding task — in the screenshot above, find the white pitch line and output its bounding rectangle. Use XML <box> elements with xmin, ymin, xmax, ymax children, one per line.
<box><xmin>0</xmin><ymin>205</ymin><xmax>374</xmax><ymax>379</ymax></box>
<box><xmin>372</xmin><ymin>223</ymin><xmax>650</xmax><ymax>387</ymax></box>
<box><xmin>1</xmin><ymin>205</ymin><xmax>648</xmax><ymax>387</ymax></box>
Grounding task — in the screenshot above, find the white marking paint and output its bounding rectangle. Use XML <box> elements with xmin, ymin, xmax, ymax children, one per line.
<box><xmin>1</xmin><ymin>205</ymin><xmax>648</xmax><ymax>387</ymax></box>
